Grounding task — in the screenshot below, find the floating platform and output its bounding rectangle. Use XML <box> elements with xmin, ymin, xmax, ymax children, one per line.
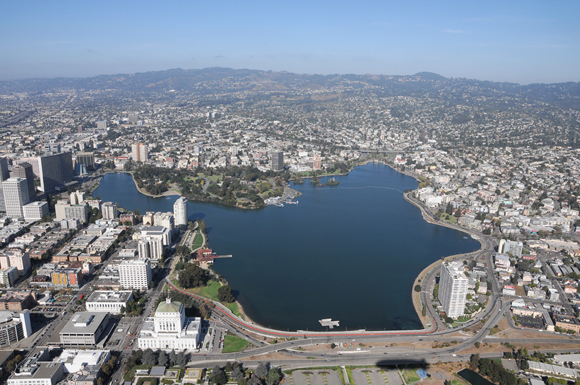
<box><xmin>319</xmin><ymin>318</ymin><xmax>340</xmax><ymax>329</ymax></box>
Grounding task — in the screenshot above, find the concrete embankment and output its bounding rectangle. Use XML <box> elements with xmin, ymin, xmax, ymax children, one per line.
<box><xmin>405</xmin><ymin>192</ymin><xmax>486</xmax><ymax>328</ymax></box>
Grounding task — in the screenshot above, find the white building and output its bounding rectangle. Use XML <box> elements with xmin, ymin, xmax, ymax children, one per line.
<box><xmin>64</xmin><ymin>204</ymin><xmax>88</xmax><ymax>224</ymax></box>
<box><xmin>2</xmin><ymin>177</ymin><xmax>30</xmax><ymax>217</ymax></box>
<box><xmin>438</xmin><ymin>261</ymin><xmax>468</xmax><ymax>318</ymax></box>
<box><xmin>138</xmin><ymin>298</ymin><xmax>201</xmax><ymax>350</ymax></box>
<box><xmin>138</xmin><ymin>237</ymin><xmax>163</xmax><ymax>260</ymax></box>
<box><xmin>23</xmin><ymin>201</ymin><xmax>49</xmax><ymax>221</ymax></box>
<box><xmin>85</xmin><ymin>291</ymin><xmax>133</xmax><ymax>314</ymax></box>
<box><xmin>118</xmin><ymin>258</ymin><xmax>151</xmax><ymax>290</ymax></box>
<box><xmin>101</xmin><ymin>202</ymin><xmax>118</xmax><ymax>220</ymax></box>
<box><xmin>174</xmin><ymin>197</ymin><xmax>188</xmax><ymax>227</ymax></box>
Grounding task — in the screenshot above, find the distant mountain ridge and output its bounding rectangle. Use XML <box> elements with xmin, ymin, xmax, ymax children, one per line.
<box><xmin>1</xmin><ymin>67</ymin><xmax>579</xmax><ymax>110</ymax></box>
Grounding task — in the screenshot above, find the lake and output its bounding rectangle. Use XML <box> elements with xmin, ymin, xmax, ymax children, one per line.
<box><xmin>92</xmin><ymin>163</ymin><xmax>480</xmax><ymax>331</ymax></box>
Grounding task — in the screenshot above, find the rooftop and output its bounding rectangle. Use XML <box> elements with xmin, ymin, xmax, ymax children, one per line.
<box><xmin>60</xmin><ymin>312</ymin><xmax>109</xmax><ymax>335</ymax></box>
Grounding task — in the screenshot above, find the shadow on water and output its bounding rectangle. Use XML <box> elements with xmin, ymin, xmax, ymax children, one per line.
<box><xmin>190</xmin><ymin>212</ymin><xmax>206</xmax><ymax>221</ymax></box>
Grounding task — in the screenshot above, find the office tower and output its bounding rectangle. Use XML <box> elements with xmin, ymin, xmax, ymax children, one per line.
<box><xmin>101</xmin><ymin>202</ymin><xmax>118</xmax><ymax>220</ymax></box>
<box><xmin>38</xmin><ymin>152</ymin><xmax>74</xmax><ymax>192</ymax></box>
<box><xmin>132</xmin><ymin>143</ymin><xmax>149</xmax><ymax>162</ymax></box>
<box><xmin>0</xmin><ymin>158</ymin><xmax>9</xmax><ymax>212</ymax></box>
<box><xmin>75</xmin><ymin>152</ymin><xmax>95</xmax><ymax>170</ymax></box>
<box><xmin>96</xmin><ymin>120</ymin><xmax>107</xmax><ymax>129</ymax></box>
<box><xmin>10</xmin><ymin>162</ymin><xmax>36</xmax><ymax>199</ymax></box>
<box><xmin>174</xmin><ymin>197</ymin><xmax>188</xmax><ymax>227</ymax></box>
<box><xmin>119</xmin><ymin>259</ymin><xmax>152</xmax><ymax>290</ymax></box>
<box><xmin>438</xmin><ymin>261</ymin><xmax>468</xmax><ymax>318</ymax></box>
<box><xmin>271</xmin><ymin>151</ymin><xmax>284</xmax><ymax>171</ymax></box>
<box><xmin>3</xmin><ymin>177</ymin><xmax>30</xmax><ymax>217</ymax></box>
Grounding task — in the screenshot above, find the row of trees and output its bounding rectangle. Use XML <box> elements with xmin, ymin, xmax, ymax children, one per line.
<box><xmin>210</xmin><ymin>362</ymin><xmax>282</xmax><ymax>385</ymax></box>
<box><xmin>126</xmin><ymin>348</ymin><xmax>189</xmax><ymax>371</ymax></box>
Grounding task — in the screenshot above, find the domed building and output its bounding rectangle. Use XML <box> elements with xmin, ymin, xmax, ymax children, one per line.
<box><xmin>138</xmin><ymin>298</ymin><xmax>202</xmax><ymax>350</ymax></box>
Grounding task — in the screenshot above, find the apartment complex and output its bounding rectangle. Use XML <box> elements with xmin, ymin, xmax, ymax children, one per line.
<box><xmin>438</xmin><ymin>261</ymin><xmax>469</xmax><ymax>318</ymax></box>
<box><xmin>174</xmin><ymin>197</ymin><xmax>188</xmax><ymax>227</ymax></box>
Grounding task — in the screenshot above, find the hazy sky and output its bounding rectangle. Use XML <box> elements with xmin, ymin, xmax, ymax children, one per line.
<box><xmin>1</xmin><ymin>1</ymin><xmax>579</xmax><ymax>84</ymax></box>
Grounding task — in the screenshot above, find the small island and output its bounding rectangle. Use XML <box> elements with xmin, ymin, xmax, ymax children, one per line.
<box><xmin>325</xmin><ymin>177</ymin><xmax>340</xmax><ymax>186</ymax></box>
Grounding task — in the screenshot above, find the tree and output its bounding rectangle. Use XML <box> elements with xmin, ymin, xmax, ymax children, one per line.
<box><xmin>445</xmin><ymin>202</ymin><xmax>454</xmax><ymax>215</ymax></box>
<box><xmin>218</xmin><ymin>285</ymin><xmax>236</xmax><ymax>303</ymax></box>
<box><xmin>247</xmin><ymin>376</ymin><xmax>263</xmax><ymax>385</ymax></box>
<box><xmin>231</xmin><ymin>366</ymin><xmax>245</xmax><ymax>381</ymax></box>
<box><xmin>414</xmin><ymin>285</ymin><xmax>422</xmax><ymax>292</ymax></box>
<box><xmin>178</xmin><ymin>264</ymin><xmax>210</xmax><ymax>288</ymax></box>
<box><xmin>158</xmin><ymin>351</ymin><xmax>169</xmax><ymax>366</ymax></box>
<box><xmin>470</xmin><ymin>353</ymin><xmax>480</xmax><ymax>370</ymax></box>
<box><xmin>254</xmin><ymin>363</ymin><xmax>268</xmax><ymax>379</ymax></box>
<box><xmin>266</xmin><ymin>368</ymin><xmax>282</xmax><ymax>385</ymax></box>
<box><xmin>211</xmin><ymin>366</ymin><xmax>228</xmax><ymax>385</ymax></box>
<box><xmin>142</xmin><ymin>348</ymin><xmax>156</xmax><ymax>365</ymax></box>
<box><xmin>175</xmin><ymin>351</ymin><xmax>188</xmax><ymax>366</ymax></box>
<box><xmin>169</xmin><ymin>349</ymin><xmax>177</xmax><ymax>366</ymax></box>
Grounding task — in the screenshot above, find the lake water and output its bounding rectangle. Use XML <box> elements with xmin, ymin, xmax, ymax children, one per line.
<box><xmin>457</xmin><ymin>369</ymin><xmax>495</xmax><ymax>385</ymax></box>
<box><xmin>93</xmin><ymin>163</ymin><xmax>480</xmax><ymax>331</ymax></box>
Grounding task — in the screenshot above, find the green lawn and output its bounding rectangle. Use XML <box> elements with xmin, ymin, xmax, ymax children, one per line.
<box><xmin>222</xmin><ymin>333</ymin><xmax>250</xmax><ymax>353</ymax></box>
<box><xmin>187</xmin><ymin>281</ymin><xmax>243</xmax><ymax>318</ymax></box>
<box><xmin>191</xmin><ymin>232</ymin><xmax>204</xmax><ymax>249</ymax></box>
<box><xmin>402</xmin><ymin>368</ymin><xmax>421</xmax><ymax>383</ymax></box>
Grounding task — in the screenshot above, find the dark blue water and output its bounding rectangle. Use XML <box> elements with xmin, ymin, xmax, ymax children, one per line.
<box><xmin>93</xmin><ymin>163</ymin><xmax>480</xmax><ymax>331</ymax></box>
<box><xmin>457</xmin><ymin>369</ymin><xmax>495</xmax><ymax>385</ymax></box>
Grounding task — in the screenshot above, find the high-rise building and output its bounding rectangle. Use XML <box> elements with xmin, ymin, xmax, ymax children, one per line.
<box><xmin>64</xmin><ymin>204</ymin><xmax>88</xmax><ymax>224</ymax></box>
<box><xmin>271</xmin><ymin>151</ymin><xmax>284</xmax><ymax>171</ymax></box>
<box><xmin>174</xmin><ymin>197</ymin><xmax>188</xmax><ymax>227</ymax></box>
<box><xmin>96</xmin><ymin>120</ymin><xmax>107</xmax><ymax>130</ymax></box>
<box><xmin>2</xmin><ymin>177</ymin><xmax>30</xmax><ymax>217</ymax></box>
<box><xmin>119</xmin><ymin>259</ymin><xmax>152</xmax><ymax>290</ymax></box>
<box><xmin>10</xmin><ymin>162</ymin><xmax>35</xmax><ymax>199</ymax></box>
<box><xmin>138</xmin><ymin>237</ymin><xmax>163</xmax><ymax>260</ymax></box>
<box><xmin>132</xmin><ymin>143</ymin><xmax>149</xmax><ymax>162</ymax></box>
<box><xmin>312</xmin><ymin>153</ymin><xmax>322</xmax><ymax>170</ymax></box>
<box><xmin>438</xmin><ymin>261</ymin><xmax>468</xmax><ymax>318</ymax></box>
<box><xmin>102</xmin><ymin>202</ymin><xmax>118</xmax><ymax>220</ymax></box>
<box><xmin>38</xmin><ymin>152</ymin><xmax>74</xmax><ymax>192</ymax></box>
<box><xmin>0</xmin><ymin>158</ymin><xmax>9</xmax><ymax>212</ymax></box>
<box><xmin>75</xmin><ymin>152</ymin><xmax>95</xmax><ymax>170</ymax></box>
<box><xmin>0</xmin><ymin>250</ymin><xmax>31</xmax><ymax>276</ymax></box>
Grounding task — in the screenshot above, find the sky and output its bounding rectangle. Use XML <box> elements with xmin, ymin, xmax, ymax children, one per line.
<box><xmin>1</xmin><ymin>1</ymin><xmax>579</xmax><ymax>84</ymax></box>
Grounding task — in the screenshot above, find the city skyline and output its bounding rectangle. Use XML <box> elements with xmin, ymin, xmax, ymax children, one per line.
<box><xmin>1</xmin><ymin>1</ymin><xmax>579</xmax><ymax>84</ymax></box>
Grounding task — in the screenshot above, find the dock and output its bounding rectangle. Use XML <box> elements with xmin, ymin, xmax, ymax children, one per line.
<box><xmin>319</xmin><ymin>318</ymin><xmax>340</xmax><ymax>329</ymax></box>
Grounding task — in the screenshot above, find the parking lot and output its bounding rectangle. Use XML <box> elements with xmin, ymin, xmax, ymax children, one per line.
<box><xmin>291</xmin><ymin>370</ymin><xmax>342</xmax><ymax>385</ymax></box>
<box><xmin>351</xmin><ymin>368</ymin><xmax>403</xmax><ymax>385</ymax></box>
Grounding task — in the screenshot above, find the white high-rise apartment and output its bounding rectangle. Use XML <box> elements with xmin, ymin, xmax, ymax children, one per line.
<box><xmin>132</xmin><ymin>143</ymin><xmax>149</xmax><ymax>162</ymax></box>
<box><xmin>2</xmin><ymin>177</ymin><xmax>30</xmax><ymax>217</ymax></box>
<box><xmin>174</xmin><ymin>197</ymin><xmax>188</xmax><ymax>227</ymax></box>
<box><xmin>119</xmin><ymin>258</ymin><xmax>151</xmax><ymax>290</ymax></box>
<box><xmin>438</xmin><ymin>261</ymin><xmax>468</xmax><ymax>318</ymax></box>
<box><xmin>102</xmin><ymin>202</ymin><xmax>118</xmax><ymax>220</ymax></box>
<box><xmin>138</xmin><ymin>237</ymin><xmax>163</xmax><ymax>260</ymax></box>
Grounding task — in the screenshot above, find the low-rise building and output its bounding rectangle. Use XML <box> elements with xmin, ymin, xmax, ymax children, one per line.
<box><xmin>85</xmin><ymin>291</ymin><xmax>133</xmax><ymax>314</ymax></box>
<box><xmin>7</xmin><ymin>348</ymin><xmax>64</xmax><ymax>385</ymax></box>
<box><xmin>60</xmin><ymin>312</ymin><xmax>110</xmax><ymax>346</ymax></box>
